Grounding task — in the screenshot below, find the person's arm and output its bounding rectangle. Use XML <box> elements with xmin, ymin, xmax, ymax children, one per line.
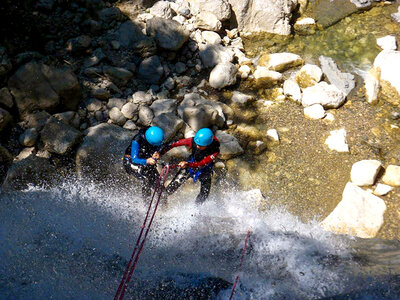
<box><xmin>160</xmin><ymin>138</ymin><xmax>192</xmax><ymax>155</ymax></box>
<box><xmin>187</xmin><ymin>152</ymin><xmax>219</xmax><ymax>168</ymax></box>
<box><xmin>130</xmin><ymin>140</ymin><xmax>147</xmax><ymax>165</ymax></box>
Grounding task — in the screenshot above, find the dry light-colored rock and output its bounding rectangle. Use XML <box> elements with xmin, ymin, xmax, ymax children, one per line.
<box><xmin>382</xmin><ymin>165</ymin><xmax>400</xmax><ymax>186</ymax></box>
<box><xmin>350</xmin><ymin>160</ymin><xmax>382</xmax><ymax>186</ymax></box>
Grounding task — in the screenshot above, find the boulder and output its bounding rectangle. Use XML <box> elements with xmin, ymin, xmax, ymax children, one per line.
<box><xmin>75</xmin><ymin>123</ymin><xmax>136</xmax><ymax>182</ymax></box>
<box><xmin>209</xmin><ymin>62</ymin><xmax>237</xmax><ymax>89</ymax></box>
<box><xmin>8</xmin><ymin>62</ymin><xmax>81</xmax><ymax>115</ymax></box>
<box><xmin>283</xmin><ymin>79</ymin><xmax>302</xmax><ymax>103</ymax></box>
<box><xmin>86</xmin><ymin>98</ymin><xmax>103</xmax><ymax>112</ymax></box>
<box><xmin>152</xmin><ymin>113</ymin><xmax>184</xmax><ymax>141</ymax></box>
<box><xmin>146</xmin><ymin>18</ymin><xmax>189</xmax><ymax>51</ymax></box>
<box><xmin>178</xmin><ymin>93</ymin><xmax>226</xmax><ymax>131</ymax></box>
<box><xmin>114</xmin><ymin>21</ymin><xmax>157</xmax><ymax>58</ymax></box>
<box><xmin>138</xmin><ymin>55</ymin><xmax>164</xmax><ymax>84</ymax></box>
<box><xmin>107</xmin><ymin>98</ymin><xmax>127</xmax><ymax>110</ymax></box>
<box><xmin>215</xmin><ymin>130</ymin><xmax>244</xmax><ymax>159</ymax></box>
<box><xmin>295</xmin><ymin>64</ymin><xmax>323</xmax><ymax>89</ymax></box>
<box><xmin>109</xmin><ymin>107</ymin><xmax>127</xmax><ymax>125</ymax></box>
<box><xmin>132</xmin><ymin>91</ymin><xmax>153</xmax><ymax>105</ymax></box>
<box><xmin>350</xmin><ymin>160</ymin><xmax>382</xmax><ymax>186</ymax></box>
<box><xmin>319</xmin><ymin>56</ymin><xmax>355</xmax><ymax>96</ymax></box>
<box><xmin>91</xmin><ymin>88</ymin><xmax>110</xmax><ymax>100</ymax></box>
<box><xmin>149</xmin><ymin>1</ymin><xmax>174</xmax><ymax>19</ymax></box>
<box><xmin>150</xmin><ymin>99</ymin><xmax>177</xmax><ymax>117</ymax></box>
<box><xmin>377</xmin><ymin>35</ymin><xmax>397</xmax><ymax>51</ymax></box>
<box><xmin>202</xmin><ymin>31</ymin><xmax>222</xmax><ymax>45</ymax></box>
<box><xmin>199</xmin><ymin>44</ymin><xmax>235</xmax><ymax>69</ymax></box>
<box><xmin>53</xmin><ymin>111</ymin><xmax>80</xmax><ymax>129</ymax></box>
<box><xmin>231</xmin><ymin>91</ymin><xmax>254</xmax><ymax>106</ymax></box>
<box><xmin>0</xmin><ymin>108</ymin><xmax>12</xmax><ymax>132</ymax></box>
<box><xmin>293</xmin><ymin>17</ymin><xmax>316</xmax><ymax>35</ymax></box>
<box><xmin>24</xmin><ymin>111</ymin><xmax>51</xmax><ymax>130</ymax></box>
<box><xmin>253</xmin><ymin>67</ymin><xmax>283</xmax><ymax>86</ymax></box>
<box><xmin>138</xmin><ymin>106</ymin><xmax>154</xmax><ymax>126</ymax></box>
<box><xmin>41</xmin><ymin>117</ymin><xmax>83</xmax><ymax>155</ymax></box>
<box><xmin>121</xmin><ymin>103</ymin><xmax>138</xmax><ymax>119</ymax></box>
<box><xmin>321</xmin><ymin>182</ymin><xmax>386</xmax><ymax>238</ymax></box>
<box><xmin>228</xmin><ymin>0</ymin><xmax>296</xmax><ymax>35</ymax></box>
<box><xmin>304</xmin><ymin>104</ymin><xmax>326</xmax><ymax>120</ymax></box>
<box><xmin>324</xmin><ymin>128</ymin><xmax>349</xmax><ymax>152</ymax></box>
<box><xmin>195</xmin><ymin>11</ymin><xmax>222</xmax><ymax>31</ymax></box>
<box><xmin>0</xmin><ymin>87</ymin><xmax>13</xmax><ymax>108</ymax></box>
<box><xmin>382</xmin><ymin>165</ymin><xmax>400</xmax><ymax>187</ymax></box>
<box><xmin>103</xmin><ymin>66</ymin><xmax>133</xmax><ymax>86</ymax></box>
<box><xmin>19</xmin><ymin>128</ymin><xmax>38</xmax><ymax>147</ymax></box>
<box><xmin>302</xmin><ymin>81</ymin><xmax>346</xmax><ymax>109</ymax></box>
<box><xmin>373</xmin><ymin>50</ymin><xmax>400</xmax><ymax>106</ymax></box>
<box><xmin>66</xmin><ymin>35</ymin><xmax>92</xmax><ymax>54</ymax></box>
<box><xmin>188</xmin><ymin>0</ymin><xmax>231</xmax><ymax>21</ymax></box>
<box><xmin>2</xmin><ymin>155</ymin><xmax>58</xmax><ymax>190</ymax></box>
<box><xmin>0</xmin><ymin>145</ymin><xmax>13</xmax><ymax>182</ymax></box>
<box><xmin>258</xmin><ymin>52</ymin><xmax>303</xmax><ymax>72</ymax></box>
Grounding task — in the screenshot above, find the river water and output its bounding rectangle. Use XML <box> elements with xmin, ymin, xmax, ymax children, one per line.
<box><xmin>1</xmin><ymin>181</ymin><xmax>399</xmax><ymax>299</ymax></box>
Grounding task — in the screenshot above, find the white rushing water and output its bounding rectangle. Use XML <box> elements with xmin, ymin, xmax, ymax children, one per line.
<box><xmin>0</xmin><ymin>180</ymin><xmax>398</xmax><ymax>299</ymax></box>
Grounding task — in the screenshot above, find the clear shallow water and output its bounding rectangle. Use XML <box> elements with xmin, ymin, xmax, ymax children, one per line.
<box><xmin>1</xmin><ymin>180</ymin><xmax>399</xmax><ymax>299</ymax></box>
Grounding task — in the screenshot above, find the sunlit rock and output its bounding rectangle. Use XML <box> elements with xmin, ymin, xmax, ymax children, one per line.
<box><xmin>253</xmin><ymin>67</ymin><xmax>283</xmax><ymax>86</ymax></box>
<box><xmin>228</xmin><ymin>0</ymin><xmax>296</xmax><ymax>35</ymax></box>
<box><xmin>304</xmin><ymin>104</ymin><xmax>326</xmax><ymax>120</ymax></box>
<box><xmin>146</xmin><ymin>18</ymin><xmax>189</xmax><ymax>51</ymax></box>
<box><xmin>373</xmin><ymin>183</ymin><xmax>393</xmax><ymax>196</ymax></box>
<box><xmin>215</xmin><ymin>130</ymin><xmax>244</xmax><ymax>159</ymax></box>
<box><xmin>382</xmin><ymin>165</ymin><xmax>400</xmax><ymax>187</ymax></box>
<box><xmin>202</xmin><ymin>31</ymin><xmax>222</xmax><ymax>45</ymax></box>
<box><xmin>152</xmin><ymin>113</ymin><xmax>184</xmax><ymax>142</ymax></box>
<box><xmin>364</xmin><ymin>67</ymin><xmax>380</xmax><ymax>105</ymax></box>
<box><xmin>198</xmin><ymin>44</ymin><xmax>235</xmax><ymax>68</ymax></box>
<box><xmin>350</xmin><ymin>160</ymin><xmax>382</xmax><ymax>186</ymax></box>
<box><xmin>247</xmin><ymin>140</ymin><xmax>267</xmax><ymax>155</ymax></box>
<box><xmin>138</xmin><ymin>106</ymin><xmax>154</xmax><ymax>126</ymax></box>
<box><xmin>266</xmin><ymin>129</ymin><xmax>280</xmax><ymax>142</ymax></box>
<box><xmin>377</xmin><ymin>35</ymin><xmax>397</xmax><ymax>51</ymax></box>
<box><xmin>294</xmin><ymin>17</ymin><xmax>316</xmax><ymax>35</ymax></box>
<box><xmin>231</xmin><ymin>91</ymin><xmax>254</xmax><ymax>106</ymax></box>
<box><xmin>295</xmin><ymin>64</ymin><xmax>323</xmax><ymax>89</ymax></box>
<box><xmin>150</xmin><ymin>99</ymin><xmax>177</xmax><ymax>117</ymax></box>
<box><xmin>258</xmin><ymin>52</ymin><xmax>303</xmax><ymax>72</ymax></box>
<box><xmin>321</xmin><ymin>182</ymin><xmax>386</xmax><ymax>238</ymax></box>
<box><xmin>302</xmin><ymin>81</ymin><xmax>346</xmax><ymax>109</ymax></box>
<box><xmin>319</xmin><ymin>56</ymin><xmax>355</xmax><ymax>96</ymax></box>
<box><xmin>373</xmin><ymin>50</ymin><xmax>400</xmax><ymax>106</ymax></box>
<box><xmin>149</xmin><ymin>1</ymin><xmax>174</xmax><ymax>19</ymax></box>
<box><xmin>392</xmin><ymin>6</ymin><xmax>400</xmax><ymax>23</ymax></box>
<box><xmin>195</xmin><ymin>11</ymin><xmax>222</xmax><ymax>31</ymax></box>
<box><xmin>283</xmin><ymin>79</ymin><xmax>302</xmax><ymax>103</ymax></box>
<box><xmin>238</xmin><ymin>65</ymin><xmax>251</xmax><ymax>79</ymax></box>
<box><xmin>324</xmin><ymin>128</ymin><xmax>349</xmax><ymax>152</ymax></box>
<box><xmin>209</xmin><ymin>62</ymin><xmax>237</xmax><ymax>89</ymax></box>
<box><xmin>188</xmin><ymin>0</ymin><xmax>231</xmax><ymax>21</ymax></box>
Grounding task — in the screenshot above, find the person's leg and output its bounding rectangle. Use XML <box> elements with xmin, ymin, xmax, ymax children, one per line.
<box><xmin>142</xmin><ymin>166</ymin><xmax>160</xmax><ymax>200</ymax></box>
<box><xmin>195</xmin><ymin>172</ymin><xmax>212</xmax><ymax>204</ymax></box>
<box><xmin>164</xmin><ymin>168</ymin><xmax>190</xmax><ymax>196</ymax></box>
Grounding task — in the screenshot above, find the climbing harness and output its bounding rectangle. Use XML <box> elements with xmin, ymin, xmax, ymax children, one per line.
<box><xmin>229</xmin><ymin>229</ymin><xmax>251</xmax><ymax>300</ymax></box>
<box><xmin>114</xmin><ymin>164</ymin><xmax>173</xmax><ymax>300</ymax></box>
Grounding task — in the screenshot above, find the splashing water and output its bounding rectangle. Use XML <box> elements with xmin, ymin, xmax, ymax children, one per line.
<box><xmin>1</xmin><ymin>180</ymin><xmax>399</xmax><ymax>299</ymax></box>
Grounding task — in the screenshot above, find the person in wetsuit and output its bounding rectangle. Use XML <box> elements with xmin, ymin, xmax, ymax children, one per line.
<box><xmin>159</xmin><ymin>128</ymin><xmax>220</xmax><ymax>204</ymax></box>
<box><xmin>123</xmin><ymin>126</ymin><xmax>164</xmax><ymax>200</ymax></box>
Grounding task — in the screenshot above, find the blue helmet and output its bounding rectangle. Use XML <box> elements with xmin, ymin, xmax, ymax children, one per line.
<box><xmin>145</xmin><ymin>126</ymin><xmax>164</xmax><ymax>146</ymax></box>
<box><xmin>194</xmin><ymin>128</ymin><xmax>214</xmax><ymax>146</ymax></box>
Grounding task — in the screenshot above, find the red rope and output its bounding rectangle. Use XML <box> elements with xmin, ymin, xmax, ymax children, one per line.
<box><xmin>114</xmin><ymin>165</ymin><xmax>172</xmax><ymax>300</ymax></box>
<box><xmin>229</xmin><ymin>229</ymin><xmax>251</xmax><ymax>300</ymax></box>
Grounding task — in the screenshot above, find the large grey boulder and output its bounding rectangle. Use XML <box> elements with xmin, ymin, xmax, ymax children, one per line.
<box><xmin>2</xmin><ymin>155</ymin><xmax>58</xmax><ymax>190</ymax></box>
<box><xmin>138</xmin><ymin>55</ymin><xmax>164</xmax><ymax>84</ymax></box>
<box><xmin>41</xmin><ymin>117</ymin><xmax>83</xmax><ymax>155</ymax></box>
<box><xmin>319</xmin><ymin>56</ymin><xmax>355</xmax><ymax>96</ymax></box>
<box><xmin>8</xmin><ymin>62</ymin><xmax>82</xmax><ymax>116</ymax></box>
<box><xmin>146</xmin><ymin>18</ymin><xmax>189</xmax><ymax>51</ymax></box>
<box><xmin>188</xmin><ymin>0</ymin><xmax>231</xmax><ymax>21</ymax></box>
<box><xmin>321</xmin><ymin>182</ymin><xmax>386</xmax><ymax>238</ymax></box>
<box><xmin>215</xmin><ymin>130</ymin><xmax>244</xmax><ymax>159</ymax></box>
<box><xmin>228</xmin><ymin>0</ymin><xmax>296</xmax><ymax>35</ymax></box>
<box><xmin>114</xmin><ymin>21</ymin><xmax>157</xmax><ymax>57</ymax></box>
<box><xmin>178</xmin><ymin>93</ymin><xmax>226</xmax><ymax>131</ymax></box>
<box><xmin>75</xmin><ymin>123</ymin><xmax>136</xmax><ymax>182</ymax></box>
<box><xmin>199</xmin><ymin>44</ymin><xmax>235</xmax><ymax>68</ymax></box>
<box><xmin>152</xmin><ymin>113</ymin><xmax>184</xmax><ymax>142</ymax></box>
<box><xmin>209</xmin><ymin>62</ymin><xmax>237</xmax><ymax>89</ymax></box>
<box><xmin>150</xmin><ymin>99</ymin><xmax>177</xmax><ymax>117</ymax></box>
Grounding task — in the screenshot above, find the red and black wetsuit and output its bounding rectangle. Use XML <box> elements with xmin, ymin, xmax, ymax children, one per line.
<box><xmin>161</xmin><ymin>136</ymin><xmax>220</xmax><ymax>203</ymax></box>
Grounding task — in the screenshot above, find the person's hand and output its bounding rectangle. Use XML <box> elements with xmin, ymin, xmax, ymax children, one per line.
<box><xmin>152</xmin><ymin>152</ymin><xmax>160</xmax><ymax>160</ymax></box>
<box><xmin>178</xmin><ymin>161</ymin><xmax>188</xmax><ymax>168</ymax></box>
<box><xmin>146</xmin><ymin>158</ymin><xmax>156</xmax><ymax>165</ymax></box>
